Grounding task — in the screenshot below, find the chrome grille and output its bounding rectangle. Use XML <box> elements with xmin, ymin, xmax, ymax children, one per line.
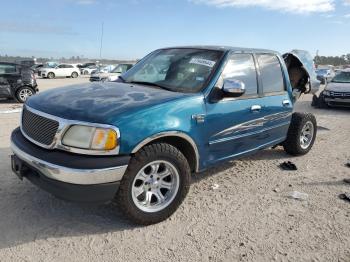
<box><xmin>329</xmin><ymin>91</ymin><xmax>350</xmax><ymax>98</ymax></box>
<box><xmin>21</xmin><ymin>107</ymin><xmax>59</xmax><ymax>146</ymax></box>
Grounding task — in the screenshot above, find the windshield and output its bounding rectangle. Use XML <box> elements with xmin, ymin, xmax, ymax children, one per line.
<box><xmin>112</xmin><ymin>64</ymin><xmax>129</xmax><ymax>73</ymax></box>
<box><xmin>121</xmin><ymin>48</ymin><xmax>224</xmax><ymax>93</ymax></box>
<box><xmin>331</xmin><ymin>71</ymin><xmax>350</xmax><ymax>83</ymax></box>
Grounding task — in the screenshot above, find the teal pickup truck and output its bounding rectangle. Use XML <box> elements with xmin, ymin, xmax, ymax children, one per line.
<box><xmin>10</xmin><ymin>46</ymin><xmax>319</xmax><ymax>225</ymax></box>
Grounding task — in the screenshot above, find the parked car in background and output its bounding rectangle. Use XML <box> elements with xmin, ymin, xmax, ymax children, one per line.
<box><xmin>10</xmin><ymin>46</ymin><xmax>318</xmax><ymax>225</ymax></box>
<box><xmin>39</xmin><ymin>64</ymin><xmax>80</xmax><ymax>79</ymax></box>
<box><xmin>81</xmin><ymin>65</ymin><xmax>98</xmax><ymax>75</ymax></box>
<box><xmin>0</xmin><ymin>62</ymin><xmax>38</xmax><ymax>103</ymax></box>
<box><xmin>312</xmin><ymin>69</ymin><xmax>350</xmax><ymax>108</ymax></box>
<box><xmin>90</xmin><ymin>63</ymin><xmax>134</xmax><ymax>82</ymax></box>
<box><xmin>78</xmin><ymin>62</ymin><xmax>96</xmax><ymax>69</ymax></box>
<box><xmin>31</xmin><ymin>64</ymin><xmax>43</xmax><ymax>74</ymax></box>
<box><xmin>316</xmin><ymin>68</ymin><xmax>335</xmax><ymax>84</ymax></box>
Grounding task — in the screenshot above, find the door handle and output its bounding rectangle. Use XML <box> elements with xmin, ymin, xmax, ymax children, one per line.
<box><xmin>251</xmin><ymin>105</ymin><xmax>261</xmax><ymax>112</ymax></box>
<box><xmin>282</xmin><ymin>100</ymin><xmax>291</xmax><ymax>106</ymax></box>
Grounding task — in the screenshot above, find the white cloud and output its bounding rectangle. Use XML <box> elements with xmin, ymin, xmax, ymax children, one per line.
<box><xmin>191</xmin><ymin>0</ymin><xmax>335</xmax><ymax>14</ymax></box>
<box><xmin>344</xmin><ymin>0</ymin><xmax>350</xmax><ymax>5</ymax></box>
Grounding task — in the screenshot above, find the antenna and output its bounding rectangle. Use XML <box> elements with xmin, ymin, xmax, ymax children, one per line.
<box><xmin>99</xmin><ymin>22</ymin><xmax>104</xmax><ymax>59</ymax></box>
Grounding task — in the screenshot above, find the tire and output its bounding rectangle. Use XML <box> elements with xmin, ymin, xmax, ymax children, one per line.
<box><xmin>47</xmin><ymin>72</ymin><xmax>55</xmax><ymax>79</ymax></box>
<box><xmin>283</xmin><ymin>113</ymin><xmax>317</xmax><ymax>156</ymax></box>
<box><xmin>15</xmin><ymin>86</ymin><xmax>35</xmax><ymax>103</ymax></box>
<box><xmin>317</xmin><ymin>92</ymin><xmax>328</xmax><ymax>108</ymax></box>
<box><xmin>71</xmin><ymin>72</ymin><xmax>78</xmax><ymax>78</ymax></box>
<box><xmin>84</xmin><ymin>70</ymin><xmax>89</xmax><ymax>75</ymax></box>
<box><xmin>115</xmin><ymin>143</ymin><xmax>191</xmax><ymax>225</ymax></box>
<box><xmin>311</xmin><ymin>94</ymin><xmax>318</xmax><ymax>107</ymax></box>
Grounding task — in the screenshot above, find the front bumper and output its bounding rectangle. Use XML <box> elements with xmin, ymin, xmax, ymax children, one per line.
<box><xmin>324</xmin><ymin>97</ymin><xmax>350</xmax><ymax>107</ymax></box>
<box><xmin>10</xmin><ymin>128</ymin><xmax>130</xmax><ymax>202</ymax></box>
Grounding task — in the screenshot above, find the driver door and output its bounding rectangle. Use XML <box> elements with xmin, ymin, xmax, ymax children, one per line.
<box><xmin>55</xmin><ymin>64</ymin><xmax>66</xmax><ymax>77</ymax></box>
<box><xmin>204</xmin><ymin>53</ymin><xmax>266</xmax><ymax>167</ymax></box>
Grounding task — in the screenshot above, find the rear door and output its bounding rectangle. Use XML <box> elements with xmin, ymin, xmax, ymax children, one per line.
<box><xmin>0</xmin><ymin>63</ymin><xmax>19</xmax><ymax>97</ymax></box>
<box><xmin>255</xmin><ymin>54</ymin><xmax>292</xmax><ymax>144</ymax></box>
<box><xmin>66</xmin><ymin>64</ymin><xmax>75</xmax><ymax>76</ymax></box>
<box><xmin>204</xmin><ymin>53</ymin><xmax>266</xmax><ymax>166</ymax></box>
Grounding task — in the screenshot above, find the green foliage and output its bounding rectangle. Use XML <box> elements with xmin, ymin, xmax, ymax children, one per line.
<box><xmin>314</xmin><ymin>54</ymin><xmax>350</xmax><ymax>66</ymax></box>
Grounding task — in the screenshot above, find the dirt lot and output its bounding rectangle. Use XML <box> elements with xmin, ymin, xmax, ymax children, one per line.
<box><xmin>0</xmin><ymin>77</ymin><xmax>349</xmax><ymax>262</ymax></box>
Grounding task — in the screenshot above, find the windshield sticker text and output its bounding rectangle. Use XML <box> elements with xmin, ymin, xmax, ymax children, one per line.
<box><xmin>189</xmin><ymin>58</ymin><xmax>216</xmax><ymax>68</ymax></box>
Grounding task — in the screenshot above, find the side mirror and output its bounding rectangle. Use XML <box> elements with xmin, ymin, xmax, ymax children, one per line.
<box><xmin>222</xmin><ymin>79</ymin><xmax>246</xmax><ymax>97</ymax></box>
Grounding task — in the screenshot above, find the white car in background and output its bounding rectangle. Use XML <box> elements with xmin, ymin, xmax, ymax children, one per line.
<box><xmin>90</xmin><ymin>63</ymin><xmax>134</xmax><ymax>82</ymax></box>
<box><xmin>39</xmin><ymin>64</ymin><xmax>80</xmax><ymax>79</ymax></box>
<box><xmin>81</xmin><ymin>65</ymin><xmax>98</xmax><ymax>75</ymax></box>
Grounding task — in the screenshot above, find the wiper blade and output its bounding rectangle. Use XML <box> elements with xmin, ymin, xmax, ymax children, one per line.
<box><xmin>127</xmin><ymin>81</ymin><xmax>174</xmax><ymax>92</ymax></box>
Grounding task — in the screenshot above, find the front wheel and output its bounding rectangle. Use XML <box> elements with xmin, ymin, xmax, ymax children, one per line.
<box><xmin>283</xmin><ymin>113</ymin><xmax>317</xmax><ymax>156</ymax></box>
<box><xmin>115</xmin><ymin>143</ymin><xmax>191</xmax><ymax>225</ymax></box>
<box><xmin>47</xmin><ymin>72</ymin><xmax>55</xmax><ymax>79</ymax></box>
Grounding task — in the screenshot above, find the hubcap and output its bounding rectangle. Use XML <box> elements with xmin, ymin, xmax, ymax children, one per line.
<box><xmin>131</xmin><ymin>160</ymin><xmax>180</xmax><ymax>213</ymax></box>
<box><xmin>300</xmin><ymin>121</ymin><xmax>314</xmax><ymax>149</ymax></box>
<box><xmin>19</xmin><ymin>89</ymin><xmax>33</xmax><ymax>101</ymax></box>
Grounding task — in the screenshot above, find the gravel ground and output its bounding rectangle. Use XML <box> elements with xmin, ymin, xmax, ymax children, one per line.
<box><xmin>0</xmin><ymin>78</ymin><xmax>349</xmax><ymax>262</ymax></box>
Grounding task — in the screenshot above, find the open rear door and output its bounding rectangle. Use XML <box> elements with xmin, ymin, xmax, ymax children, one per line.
<box><xmin>283</xmin><ymin>50</ymin><xmax>320</xmax><ymax>98</ymax></box>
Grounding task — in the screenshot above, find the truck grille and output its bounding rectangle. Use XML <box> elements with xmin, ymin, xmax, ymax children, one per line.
<box><xmin>329</xmin><ymin>91</ymin><xmax>350</xmax><ymax>98</ymax></box>
<box><xmin>21</xmin><ymin>107</ymin><xmax>59</xmax><ymax>146</ymax></box>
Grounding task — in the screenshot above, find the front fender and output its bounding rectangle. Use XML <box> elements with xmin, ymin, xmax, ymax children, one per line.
<box><xmin>114</xmin><ymin>95</ymin><xmax>206</xmax><ymax>160</ymax></box>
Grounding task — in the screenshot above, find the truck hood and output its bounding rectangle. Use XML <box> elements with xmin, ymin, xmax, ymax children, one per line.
<box><xmin>283</xmin><ymin>50</ymin><xmax>320</xmax><ymax>94</ymax></box>
<box><xmin>325</xmin><ymin>82</ymin><xmax>350</xmax><ymax>92</ymax></box>
<box><xmin>26</xmin><ymin>82</ymin><xmax>188</xmax><ymax>124</ymax></box>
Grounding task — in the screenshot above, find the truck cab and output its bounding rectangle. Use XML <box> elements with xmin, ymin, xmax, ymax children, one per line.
<box><xmin>10</xmin><ymin>46</ymin><xmax>317</xmax><ymax>225</ymax></box>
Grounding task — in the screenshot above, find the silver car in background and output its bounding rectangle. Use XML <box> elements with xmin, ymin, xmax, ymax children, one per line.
<box><xmin>89</xmin><ymin>63</ymin><xmax>134</xmax><ymax>82</ymax></box>
<box><xmin>313</xmin><ymin>69</ymin><xmax>350</xmax><ymax>108</ymax></box>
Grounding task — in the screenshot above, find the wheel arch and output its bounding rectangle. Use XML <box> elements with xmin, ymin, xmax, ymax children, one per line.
<box><xmin>131</xmin><ymin>132</ymin><xmax>200</xmax><ymax>173</ymax></box>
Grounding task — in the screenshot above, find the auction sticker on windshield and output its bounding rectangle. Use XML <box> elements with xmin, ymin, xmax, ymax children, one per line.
<box><xmin>189</xmin><ymin>58</ymin><xmax>216</xmax><ymax>67</ymax></box>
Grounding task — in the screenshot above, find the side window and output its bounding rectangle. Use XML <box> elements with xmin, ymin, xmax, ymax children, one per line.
<box><xmin>257</xmin><ymin>54</ymin><xmax>285</xmax><ymax>93</ymax></box>
<box><xmin>0</xmin><ymin>64</ymin><xmax>16</xmax><ymax>74</ymax></box>
<box><xmin>67</xmin><ymin>65</ymin><xmax>74</xmax><ymax>68</ymax></box>
<box><xmin>221</xmin><ymin>54</ymin><xmax>258</xmax><ymax>96</ymax></box>
<box><xmin>58</xmin><ymin>64</ymin><xmax>65</xmax><ymax>68</ymax></box>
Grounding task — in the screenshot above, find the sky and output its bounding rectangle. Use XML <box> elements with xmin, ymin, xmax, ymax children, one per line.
<box><xmin>0</xmin><ymin>0</ymin><xmax>350</xmax><ymax>60</ymax></box>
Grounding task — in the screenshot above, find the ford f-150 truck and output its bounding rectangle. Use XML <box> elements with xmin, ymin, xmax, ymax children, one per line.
<box><xmin>10</xmin><ymin>46</ymin><xmax>319</xmax><ymax>225</ymax></box>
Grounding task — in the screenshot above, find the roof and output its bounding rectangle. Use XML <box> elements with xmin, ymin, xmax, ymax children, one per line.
<box><xmin>160</xmin><ymin>45</ymin><xmax>277</xmax><ymax>54</ymax></box>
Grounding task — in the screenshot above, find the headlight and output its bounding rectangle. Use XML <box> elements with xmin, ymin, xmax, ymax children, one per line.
<box><xmin>62</xmin><ymin>125</ymin><xmax>118</xmax><ymax>151</ymax></box>
<box><xmin>323</xmin><ymin>90</ymin><xmax>330</xmax><ymax>96</ymax></box>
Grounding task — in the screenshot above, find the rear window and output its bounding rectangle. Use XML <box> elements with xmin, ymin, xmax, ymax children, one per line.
<box><xmin>257</xmin><ymin>54</ymin><xmax>285</xmax><ymax>93</ymax></box>
<box><xmin>0</xmin><ymin>64</ymin><xmax>16</xmax><ymax>74</ymax></box>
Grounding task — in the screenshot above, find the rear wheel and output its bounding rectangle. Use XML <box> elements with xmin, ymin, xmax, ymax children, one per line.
<box><xmin>283</xmin><ymin>113</ymin><xmax>317</xmax><ymax>156</ymax></box>
<box><xmin>115</xmin><ymin>143</ymin><xmax>191</xmax><ymax>225</ymax></box>
<box><xmin>47</xmin><ymin>72</ymin><xmax>55</xmax><ymax>79</ymax></box>
<box><xmin>16</xmin><ymin>86</ymin><xmax>34</xmax><ymax>103</ymax></box>
<box><xmin>71</xmin><ymin>72</ymin><xmax>78</xmax><ymax>78</ymax></box>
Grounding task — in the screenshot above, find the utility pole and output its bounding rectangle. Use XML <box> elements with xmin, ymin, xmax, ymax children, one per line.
<box><xmin>99</xmin><ymin>22</ymin><xmax>104</xmax><ymax>60</ymax></box>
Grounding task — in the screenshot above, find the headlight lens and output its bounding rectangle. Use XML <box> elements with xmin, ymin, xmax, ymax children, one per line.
<box><xmin>62</xmin><ymin>125</ymin><xmax>118</xmax><ymax>151</ymax></box>
<box><xmin>323</xmin><ymin>90</ymin><xmax>330</xmax><ymax>96</ymax></box>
